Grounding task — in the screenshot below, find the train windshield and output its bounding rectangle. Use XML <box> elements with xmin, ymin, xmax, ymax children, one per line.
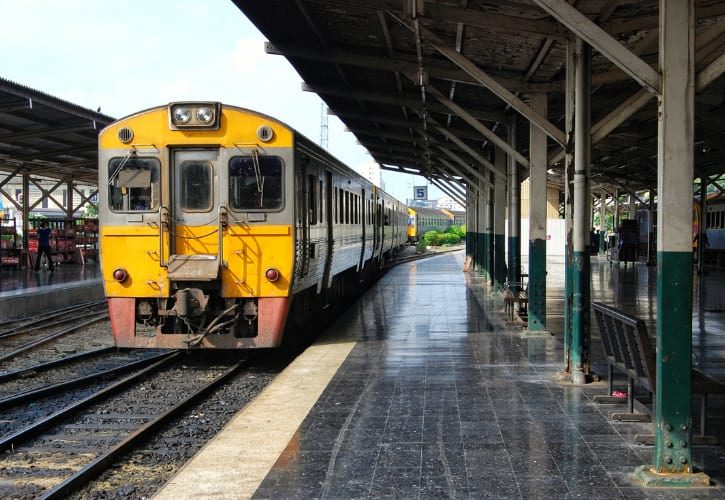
<box><xmin>107</xmin><ymin>157</ymin><xmax>160</xmax><ymax>212</ymax></box>
<box><xmin>229</xmin><ymin>155</ymin><xmax>283</xmax><ymax>211</ymax></box>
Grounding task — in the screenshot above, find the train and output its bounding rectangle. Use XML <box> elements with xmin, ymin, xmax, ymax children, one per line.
<box><xmin>406</xmin><ymin>206</ymin><xmax>456</xmax><ymax>244</ymax></box>
<box><xmin>700</xmin><ymin>194</ymin><xmax>725</xmax><ymax>264</ymax></box>
<box><xmin>98</xmin><ymin>102</ymin><xmax>408</xmax><ymax>349</ymax></box>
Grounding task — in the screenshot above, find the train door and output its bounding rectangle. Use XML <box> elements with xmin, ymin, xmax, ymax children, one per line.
<box><xmin>358</xmin><ymin>188</ymin><xmax>366</xmax><ymax>270</ymax></box>
<box><xmin>294</xmin><ymin>167</ymin><xmax>310</xmax><ymax>279</ymax></box>
<box><xmin>322</xmin><ymin>171</ymin><xmax>334</xmax><ymax>287</ymax></box>
<box><xmin>167</xmin><ymin>149</ymin><xmax>222</xmax><ymax>280</ymax></box>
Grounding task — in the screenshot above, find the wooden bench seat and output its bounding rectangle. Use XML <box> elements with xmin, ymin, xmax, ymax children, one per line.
<box><xmin>591</xmin><ymin>301</ymin><xmax>725</xmax><ymax>442</ymax></box>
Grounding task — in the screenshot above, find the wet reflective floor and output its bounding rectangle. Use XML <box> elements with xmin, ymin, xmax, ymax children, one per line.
<box><xmin>254</xmin><ymin>251</ymin><xmax>725</xmax><ymax>499</ymax></box>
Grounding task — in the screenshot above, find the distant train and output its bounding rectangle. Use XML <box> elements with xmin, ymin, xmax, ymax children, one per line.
<box><xmin>702</xmin><ymin>195</ymin><xmax>725</xmax><ymax>264</ymax></box>
<box><xmin>634</xmin><ymin>195</ymin><xmax>725</xmax><ymax>264</ymax></box>
<box><xmin>98</xmin><ymin>102</ymin><xmax>407</xmax><ymax>349</ymax></box>
<box><xmin>406</xmin><ymin>206</ymin><xmax>456</xmax><ymax>244</ymax></box>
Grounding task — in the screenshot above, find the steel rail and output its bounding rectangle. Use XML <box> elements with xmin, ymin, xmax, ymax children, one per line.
<box><xmin>0</xmin><ymin>350</ymin><xmax>180</xmax><ymax>453</ymax></box>
<box><xmin>40</xmin><ymin>358</ymin><xmax>246</xmax><ymax>500</ymax></box>
<box><xmin>0</xmin><ymin>300</ymin><xmax>107</xmax><ymax>334</ymax></box>
<box><xmin>0</xmin><ymin>350</ymin><xmax>172</xmax><ymax>409</ymax></box>
<box><xmin>0</xmin><ymin>345</ymin><xmax>115</xmax><ymax>382</ymax></box>
<box><xmin>0</xmin><ymin>312</ymin><xmax>108</xmax><ymax>362</ymax></box>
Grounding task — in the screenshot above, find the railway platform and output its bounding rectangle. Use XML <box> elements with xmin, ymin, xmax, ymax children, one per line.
<box><xmin>155</xmin><ymin>250</ymin><xmax>725</xmax><ymax>499</ymax></box>
<box><xmin>0</xmin><ymin>263</ymin><xmax>103</xmax><ymax>319</ymax></box>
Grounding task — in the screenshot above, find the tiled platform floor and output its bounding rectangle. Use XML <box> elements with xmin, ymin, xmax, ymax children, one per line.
<box><xmin>0</xmin><ymin>263</ymin><xmax>103</xmax><ymax>318</ymax></box>
<box><xmin>0</xmin><ymin>262</ymin><xmax>101</xmax><ymax>296</ymax></box>
<box><xmin>254</xmin><ymin>251</ymin><xmax>725</xmax><ymax>499</ymax></box>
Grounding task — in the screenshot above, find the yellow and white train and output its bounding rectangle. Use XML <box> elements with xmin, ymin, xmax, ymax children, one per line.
<box><xmin>99</xmin><ymin>103</ymin><xmax>407</xmax><ymax>349</ymax></box>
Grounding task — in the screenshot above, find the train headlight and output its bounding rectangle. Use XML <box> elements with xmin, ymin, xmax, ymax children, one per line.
<box><xmin>265</xmin><ymin>268</ymin><xmax>280</xmax><ymax>283</ymax></box>
<box><xmin>196</xmin><ymin>106</ymin><xmax>214</xmax><ymax>124</ymax></box>
<box><xmin>172</xmin><ymin>106</ymin><xmax>191</xmax><ymax>124</ymax></box>
<box><xmin>169</xmin><ymin>102</ymin><xmax>221</xmax><ymax>130</ymax></box>
<box><xmin>112</xmin><ymin>268</ymin><xmax>129</xmax><ymax>283</ymax></box>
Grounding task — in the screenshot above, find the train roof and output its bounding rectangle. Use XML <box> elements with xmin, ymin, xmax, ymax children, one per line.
<box><xmin>408</xmin><ymin>207</ymin><xmax>454</xmax><ymax>218</ymax></box>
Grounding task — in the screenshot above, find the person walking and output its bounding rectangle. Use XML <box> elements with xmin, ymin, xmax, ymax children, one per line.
<box><xmin>34</xmin><ymin>221</ymin><xmax>54</xmax><ymax>272</ymax></box>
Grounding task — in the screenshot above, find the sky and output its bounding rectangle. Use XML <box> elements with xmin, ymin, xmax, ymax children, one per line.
<box><xmin>0</xmin><ymin>0</ymin><xmax>443</xmax><ymax>203</ymax></box>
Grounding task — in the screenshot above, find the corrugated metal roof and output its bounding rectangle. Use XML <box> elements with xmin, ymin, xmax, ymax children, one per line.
<box><xmin>233</xmin><ymin>0</ymin><xmax>725</xmax><ymax>195</ymax></box>
<box><xmin>0</xmin><ymin>77</ymin><xmax>114</xmax><ymax>184</ymax></box>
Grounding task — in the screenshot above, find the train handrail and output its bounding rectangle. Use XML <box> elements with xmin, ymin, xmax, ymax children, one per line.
<box><xmin>159</xmin><ymin>205</ymin><xmax>169</xmax><ymax>268</ymax></box>
<box><xmin>218</xmin><ymin>204</ymin><xmax>228</xmax><ymax>267</ymax></box>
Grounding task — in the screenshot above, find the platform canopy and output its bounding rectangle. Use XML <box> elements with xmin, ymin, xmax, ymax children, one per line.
<box><xmin>233</xmin><ymin>0</ymin><xmax>725</xmax><ymax>194</ymax></box>
<box><xmin>0</xmin><ymin>77</ymin><xmax>113</xmax><ymax>185</ymax></box>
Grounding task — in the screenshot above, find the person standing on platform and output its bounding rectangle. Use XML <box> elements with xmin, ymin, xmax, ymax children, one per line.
<box><xmin>34</xmin><ymin>221</ymin><xmax>54</xmax><ymax>272</ymax></box>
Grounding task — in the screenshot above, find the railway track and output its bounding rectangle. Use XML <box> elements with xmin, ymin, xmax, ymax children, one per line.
<box><xmin>0</xmin><ymin>301</ymin><xmax>110</xmax><ymax>370</ymax></box>
<box><xmin>0</xmin><ymin>300</ymin><xmax>107</xmax><ymax>337</ymax></box>
<box><xmin>0</xmin><ymin>352</ymin><xmax>257</xmax><ymax>499</ymax></box>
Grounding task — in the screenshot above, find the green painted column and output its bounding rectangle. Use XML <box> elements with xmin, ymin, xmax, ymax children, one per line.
<box><xmin>494</xmin><ymin>234</ymin><xmax>506</xmax><ymax>289</ymax></box>
<box><xmin>477</xmin><ymin>232</ymin><xmax>486</xmax><ymax>271</ymax></box>
<box><xmin>528</xmin><ymin>239</ymin><xmax>546</xmax><ymax>330</ymax></box>
<box><xmin>654</xmin><ymin>252</ymin><xmax>693</xmax><ymax>472</ymax></box>
<box><xmin>635</xmin><ymin>0</ymin><xmax>708</xmax><ymax>486</ymax></box>
<box><xmin>651</xmin><ymin>0</ymin><xmax>695</xmax><ymax>476</ymax></box>
<box><xmin>562</xmin><ymin>39</ymin><xmax>575</xmax><ymax>374</ymax></box>
<box><xmin>527</xmin><ymin>93</ymin><xmax>547</xmax><ymax>332</ymax></box>
<box><xmin>571</xmin><ymin>250</ymin><xmax>590</xmax><ymax>376</ymax></box>
<box><xmin>508</xmin><ymin>235</ymin><xmax>520</xmax><ymax>289</ymax></box>
<box><xmin>569</xmin><ymin>38</ymin><xmax>591</xmax><ymax>383</ymax></box>
<box><xmin>493</xmin><ymin>151</ymin><xmax>507</xmax><ymax>290</ymax></box>
<box><xmin>476</xmin><ymin>173</ymin><xmax>487</xmax><ymax>273</ymax></box>
<box><xmin>507</xmin><ymin>118</ymin><xmax>521</xmax><ymax>290</ymax></box>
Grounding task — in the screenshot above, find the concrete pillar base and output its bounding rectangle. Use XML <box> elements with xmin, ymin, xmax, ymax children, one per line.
<box><xmin>633</xmin><ymin>465</ymin><xmax>712</xmax><ymax>488</ymax></box>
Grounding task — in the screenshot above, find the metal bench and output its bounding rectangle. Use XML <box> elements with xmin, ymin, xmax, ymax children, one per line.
<box><xmin>591</xmin><ymin>301</ymin><xmax>725</xmax><ymax>442</ymax></box>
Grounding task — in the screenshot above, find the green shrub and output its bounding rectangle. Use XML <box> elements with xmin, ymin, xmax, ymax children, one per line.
<box><xmin>445</xmin><ymin>226</ymin><xmax>465</xmax><ymax>238</ymax></box>
<box><xmin>422</xmin><ymin>230</ymin><xmax>440</xmax><ymax>246</ymax></box>
<box><xmin>416</xmin><ymin>238</ymin><xmax>427</xmax><ymax>253</ymax></box>
<box><xmin>442</xmin><ymin>233</ymin><xmax>461</xmax><ymax>245</ymax></box>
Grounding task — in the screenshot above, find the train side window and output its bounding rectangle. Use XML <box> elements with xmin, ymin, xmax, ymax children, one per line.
<box><xmin>107</xmin><ymin>157</ymin><xmax>160</xmax><ymax>212</ymax></box>
<box><xmin>319</xmin><ymin>179</ymin><xmax>324</xmax><ymax>223</ymax></box>
<box><xmin>339</xmin><ymin>190</ymin><xmax>344</xmax><ymax>224</ymax></box>
<box><xmin>229</xmin><ymin>156</ymin><xmax>283</xmax><ymax>211</ymax></box>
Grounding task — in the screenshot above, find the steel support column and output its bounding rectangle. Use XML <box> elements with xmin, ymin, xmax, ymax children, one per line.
<box><xmin>571</xmin><ymin>39</ymin><xmax>592</xmax><ymax>383</ymax></box>
<box><xmin>599</xmin><ymin>190</ymin><xmax>607</xmax><ymax>254</ymax></box>
<box><xmin>466</xmin><ymin>188</ymin><xmax>476</xmax><ymax>264</ymax></box>
<box><xmin>493</xmin><ymin>151</ymin><xmax>507</xmax><ymax>290</ymax></box>
<box><xmin>614</xmin><ymin>189</ymin><xmax>620</xmax><ymax>236</ymax></box>
<box><xmin>486</xmin><ymin>170</ymin><xmax>495</xmax><ymax>284</ymax></box>
<box><xmin>476</xmin><ymin>167</ymin><xmax>488</xmax><ymax>272</ymax></box>
<box><xmin>636</xmin><ymin>0</ymin><xmax>709</xmax><ymax>486</ymax></box>
<box><xmin>563</xmin><ymin>37</ymin><xmax>576</xmax><ymax>376</ymax></box>
<box><xmin>527</xmin><ymin>93</ymin><xmax>548</xmax><ymax>333</ymax></box>
<box><xmin>507</xmin><ymin>118</ymin><xmax>521</xmax><ymax>289</ymax></box>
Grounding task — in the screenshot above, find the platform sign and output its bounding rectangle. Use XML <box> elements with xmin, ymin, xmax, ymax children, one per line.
<box><xmin>414</xmin><ymin>186</ymin><xmax>428</xmax><ymax>200</ymax></box>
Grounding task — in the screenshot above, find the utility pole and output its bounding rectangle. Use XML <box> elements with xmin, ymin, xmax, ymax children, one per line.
<box><xmin>320</xmin><ymin>101</ymin><xmax>329</xmax><ymax>149</ymax></box>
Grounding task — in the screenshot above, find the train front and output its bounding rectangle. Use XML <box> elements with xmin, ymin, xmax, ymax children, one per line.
<box><xmin>98</xmin><ymin>103</ymin><xmax>295</xmax><ymax>348</ymax></box>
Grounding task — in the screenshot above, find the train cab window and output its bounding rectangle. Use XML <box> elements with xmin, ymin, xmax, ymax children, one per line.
<box><xmin>229</xmin><ymin>156</ymin><xmax>283</xmax><ymax>211</ymax></box>
<box><xmin>107</xmin><ymin>157</ymin><xmax>160</xmax><ymax>212</ymax></box>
